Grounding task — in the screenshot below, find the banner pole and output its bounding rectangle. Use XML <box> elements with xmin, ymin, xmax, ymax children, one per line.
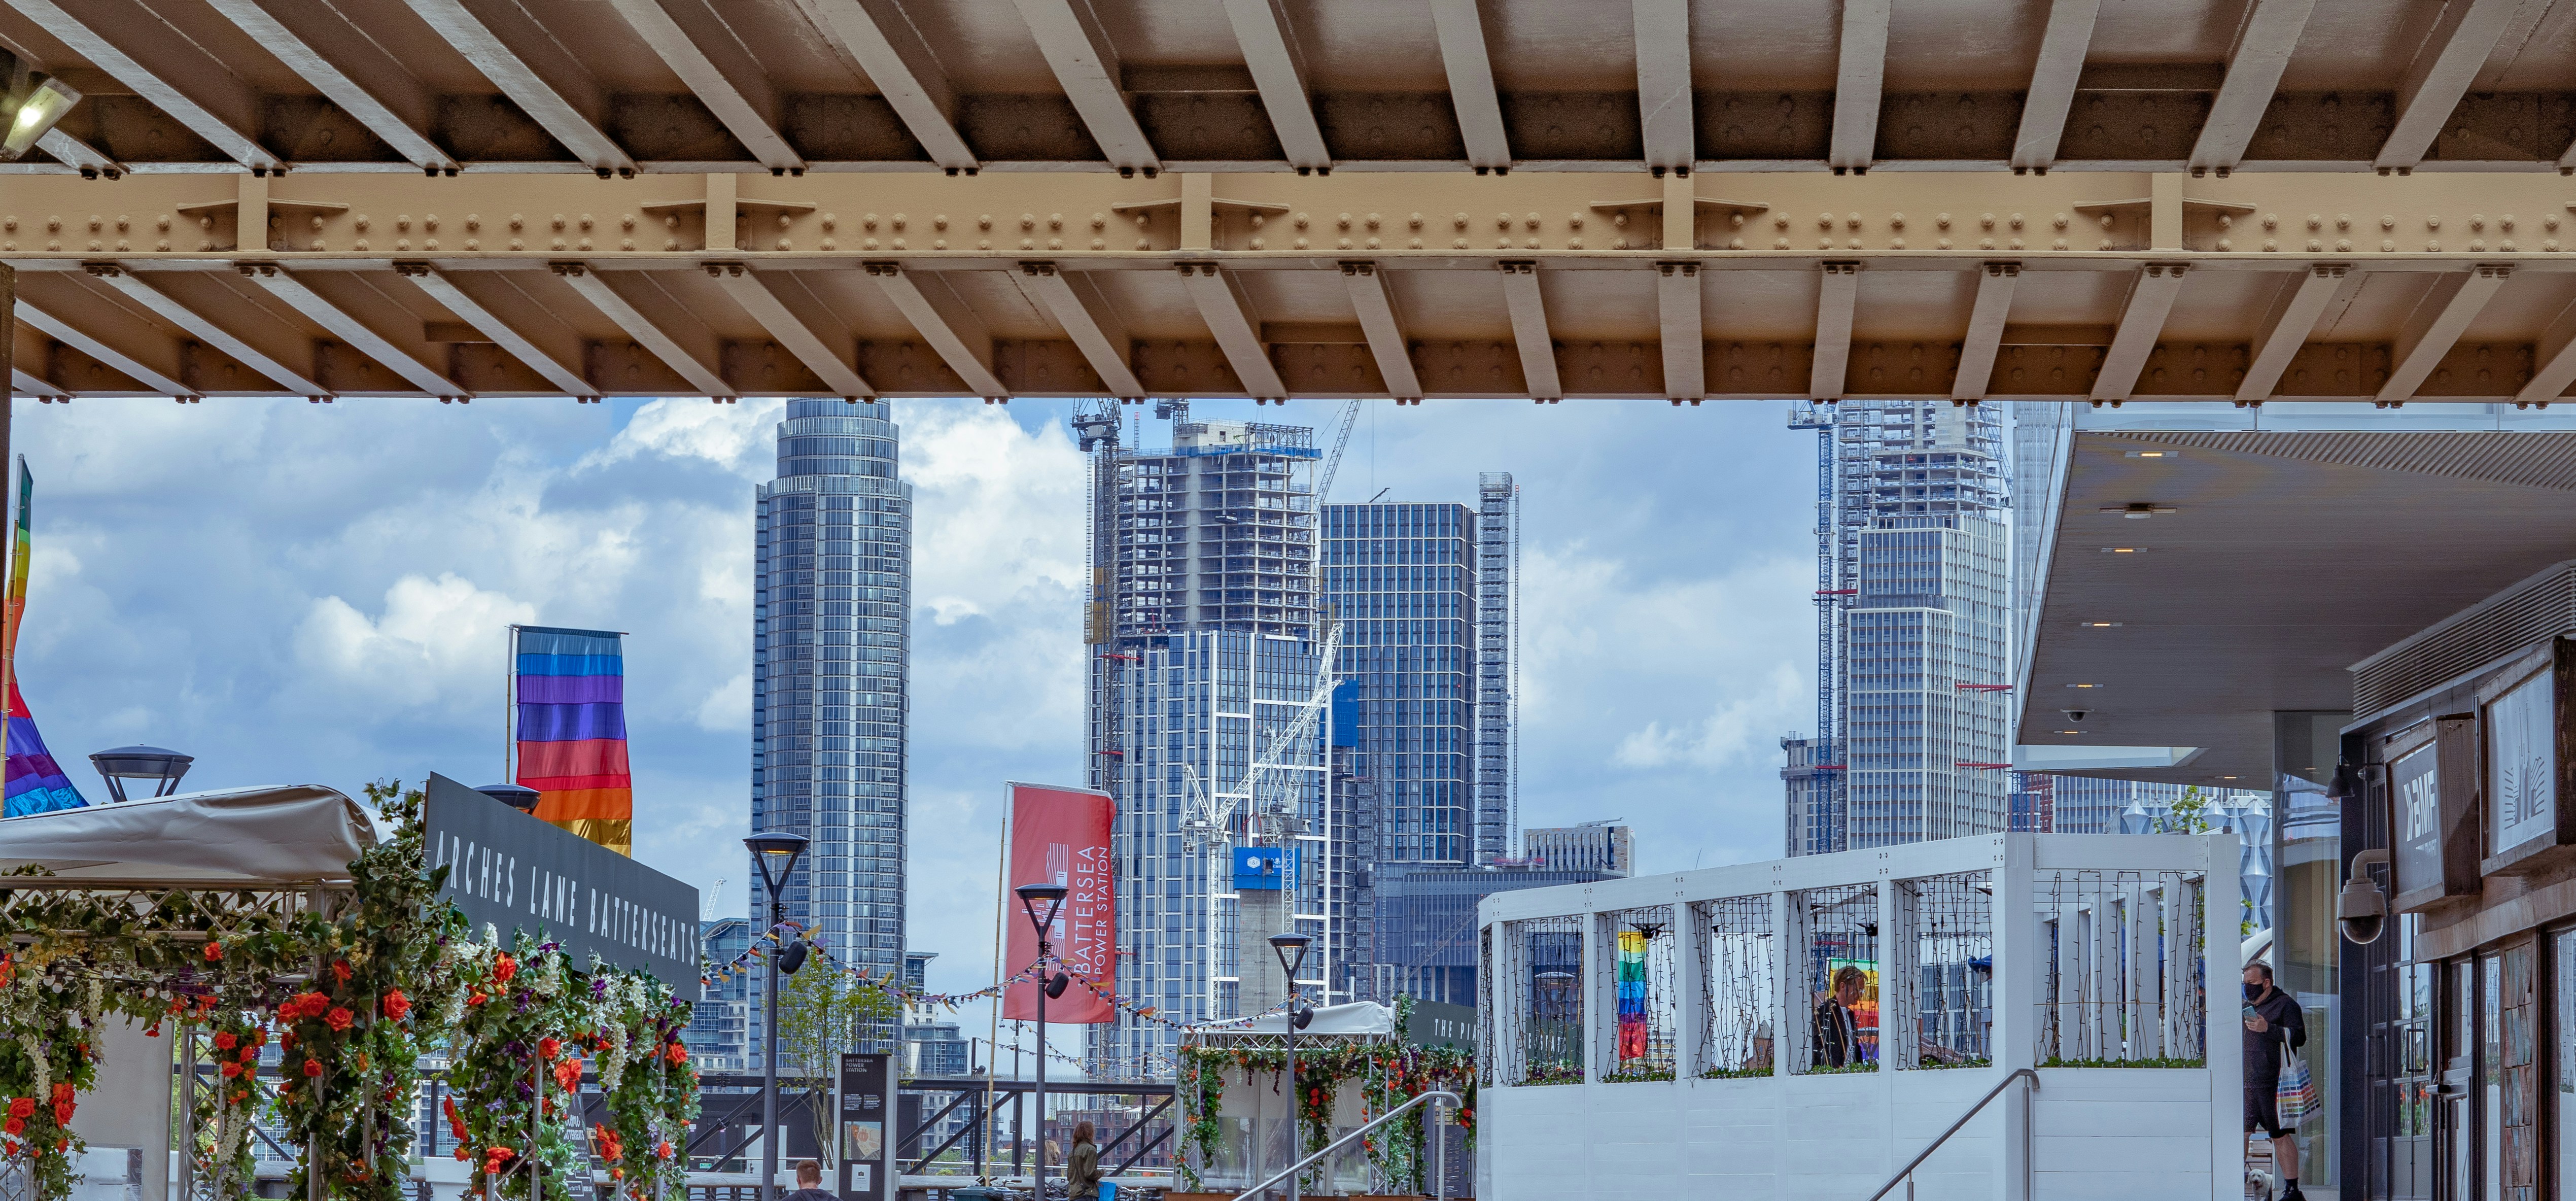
<box><xmin>986</xmin><ymin>782</ymin><xmax>1009</xmax><ymax>1173</ymax></box>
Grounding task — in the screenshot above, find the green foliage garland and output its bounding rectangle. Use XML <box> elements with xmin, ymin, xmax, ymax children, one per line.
<box><xmin>1174</xmin><ymin>1017</ymin><xmax>1478</xmax><ymax>1196</ymax></box>
<box><xmin>595</xmin><ymin>972</ymin><xmax>700</xmax><ymax>1200</ymax></box>
<box><xmin>277</xmin><ymin>781</ymin><xmax>468</xmax><ymax>1201</ymax></box>
<box><xmin>0</xmin><ymin>951</ymin><xmax>99</xmax><ymax>1201</ymax></box>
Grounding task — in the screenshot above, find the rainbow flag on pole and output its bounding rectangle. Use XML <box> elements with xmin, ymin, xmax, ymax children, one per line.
<box><xmin>3</xmin><ymin>460</ymin><xmax>86</xmax><ymax>818</ymax></box>
<box><xmin>1615</xmin><ymin>929</ymin><xmax>1649</xmax><ymax>1062</ymax></box>
<box><xmin>512</xmin><ymin>625</ymin><xmax>632</xmax><ymax>855</ymax></box>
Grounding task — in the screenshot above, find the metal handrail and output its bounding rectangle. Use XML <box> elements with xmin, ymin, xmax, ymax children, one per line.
<box><xmin>1229</xmin><ymin>1088</ymin><xmax>1463</xmax><ymax>1201</ymax></box>
<box><xmin>1863</xmin><ymin>1068</ymin><xmax>2038</xmax><ymax>1201</ymax></box>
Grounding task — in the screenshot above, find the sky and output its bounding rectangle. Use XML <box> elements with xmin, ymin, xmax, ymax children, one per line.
<box><xmin>5</xmin><ymin>394</ymin><xmax>1818</xmax><ymax>1057</ymax></box>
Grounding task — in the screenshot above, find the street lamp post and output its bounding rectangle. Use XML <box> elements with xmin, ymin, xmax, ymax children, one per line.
<box><xmin>746</xmin><ymin>831</ymin><xmax>811</xmax><ymax>1201</ymax></box>
<box><xmin>1267</xmin><ymin>933</ymin><xmax>1313</xmax><ymax>1201</ymax></box>
<box><xmin>1014</xmin><ymin>883</ymin><xmax>1071</xmax><ymax>1198</ymax></box>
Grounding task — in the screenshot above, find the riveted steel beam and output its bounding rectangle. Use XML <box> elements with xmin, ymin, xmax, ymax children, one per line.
<box><xmin>1011</xmin><ymin>0</ymin><xmax>1159</xmax><ymax>173</ymax></box>
<box><xmin>1340</xmin><ymin>261</ymin><xmax>1419</xmax><ymax>399</ymax></box>
<box><xmin>2188</xmin><ymin>0</ymin><xmax>2316</xmax><ymax>176</ymax></box>
<box><xmin>2236</xmin><ymin>263</ymin><xmax>2351</xmax><ymax>401</ymax></box>
<box><xmin>202</xmin><ymin>0</ymin><xmax>456</xmax><ymax>172</ymax></box>
<box><xmin>84</xmin><ymin>263</ymin><xmax>326</xmax><ymax>395</ymax></box>
<box><xmin>1428</xmin><ymin>0</ymin><xmax>1511</xmax><ymax>172</ymax></box>
<box><xmin>609</xmin><ymin>0</ymin><xmax>802</xmax><ymax>172</ymax></box>
<box><xmin>2010</xmin><ymin>0</ymin><xmax>2101</xmax><ymax>174</ymax></box>
<box><xmin>1223</xmin><ymin>0</ymin><xmax>1329</xmax><ymax>172</ymax></box>
<box><xmin>6</xmin><ymin>0</ymin><xmax>284</xmax><ymax>172</ymax></box>
<box><xmin>1630</xmin><ymin>0</ymin><xmax>1692</xmax><ymax>174</ymax></box>
<box><xmin>13</xmin><ymin>298</ymin><xmax>189</xmax><ymax>395</ymax></box>
<box><xmin>2380</xmin><ymin>264</ymin><xmax>2510</xmax><ymax>402</ymax></box>
<box><xmin>791</xmin><ymin>0</ymin><xmax>978</xmax><ymax>171</ymax></box>
<box><xmin>404</xmin><ymin>0</ymin><xmax>636</xmax><ymax>174</ymax></box>
<box><xmin>1827</xmin><ymin>0</ymin><xmax>1891</xmax><ymax>175</ymax></box>
<box><xmin>238</xmin><ymin>262</ymin><xmax>462</xmax><ymax>394</ymax></box>
<box><xmin>2377</xmin><ymin>0</ymin><xmax>2537</xmax><ymax>173</ymax></box>
<box><xmin>9</xmin><ymin>170</ymin><xmax>2576</xmax><ymax>403</ymax></box>
<box><xmin>707</xmin><ymin>262</ymin><xmax>871</xmax><ymax>396</ymax></box>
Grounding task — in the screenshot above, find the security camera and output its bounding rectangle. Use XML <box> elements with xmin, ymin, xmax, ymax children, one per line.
<box><xmin>2339</xmin><ymin>847</ymin><xmax>2390</xmax><ymax>944</ymax></box>
<box><xmin>2062</xmin><ymin>709</ymin><xmax>2088</xmax><ymax>723</ymax></box>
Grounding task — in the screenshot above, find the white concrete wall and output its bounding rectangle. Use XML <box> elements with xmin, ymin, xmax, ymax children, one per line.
<box><xmin>1477</xmin><ymin>834</ymin><xmax>2241</xmax><ymax>1201</ymax></box>
<box><xmin>1485</xmin><ymin>1067</ymin><xmax>2214</xmax><ymax>1201</ymax></box>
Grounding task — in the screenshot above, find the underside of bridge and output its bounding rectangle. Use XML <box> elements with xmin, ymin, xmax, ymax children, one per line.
<box><xmin>5</xmin><ymin>0</ymin><xmax>2576</xmax><ymax>401</ymax></box>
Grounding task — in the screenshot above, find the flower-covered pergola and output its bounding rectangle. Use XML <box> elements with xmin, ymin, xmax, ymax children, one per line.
<box><xmin>0</xmin><ymin>780</ymin><xmax>701</xmax><ymax>1201</ymax></box>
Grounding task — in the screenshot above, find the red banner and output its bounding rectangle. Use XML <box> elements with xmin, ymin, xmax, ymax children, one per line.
<box><xmin>1001</xmin><ymin>782</ymin><xmax>1116</xmax><ymax>1023</ymax></box>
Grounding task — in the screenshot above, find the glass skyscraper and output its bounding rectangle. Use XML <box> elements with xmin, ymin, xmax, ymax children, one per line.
<box><xmin>747</xmin><ymin>398</ymin><xmax>912</xmax><ymax>1056</ymax></box>
<box><xmin>1319</xmin><ymin>478</ymin><xmax>1518</xmax><ymax>1002</ymax></box>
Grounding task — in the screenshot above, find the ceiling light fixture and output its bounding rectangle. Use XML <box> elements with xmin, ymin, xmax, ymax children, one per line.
<box><xmin>2080</xmin><ymin>621</ymin><xmax>2125</xmax><ymax>628</ymax></box>
<box><xmin>2066</xmin><ymin>683</ymin><xmax>2101</xmax><ymax>689</ymax></box>
<box><xmin>2099</xmin><ymin>547</ymin><xmax>2147</xmax><ymax>554</ymax></box>
<box><xmin>2123</xmin><ymin>450</ymin><xmax>2177</xmax><ymax>459</ymax></box>
<box><xmin>0</xmin><ymin>52</ymin><xmax>81</xmax><ymax>161</ymax></box>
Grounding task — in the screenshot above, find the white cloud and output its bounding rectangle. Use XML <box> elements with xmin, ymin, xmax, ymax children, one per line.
<box><xmin>295</xmin><ymin>573</ymin><xmax>537</xmax><ymax>708</ymax></box>
<box><xmin>1611</xmin><ymin>660</ymin><xmax>1808</xmax><ymax>769</ymax></box>
<box><xmin>585</xmin><ymin>397</ymin><xmax>788</xmax><ymax>479</ymax></box>
<box><xmin>695</xmin><ymin>670</ymin><xmax>752</xmax><ymax>732</ymax></box>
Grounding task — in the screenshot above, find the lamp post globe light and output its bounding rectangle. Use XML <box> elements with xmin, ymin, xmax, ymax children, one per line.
<box><xmin>87</xmin><ymin>745</ymin><xmax>192</xmax><ymax>803</ymax></box>
<box><xmin>1013</xmin><ymin>883</ymin><xmax>1071</xmax><ymax>1196</ymax></box>
<box><xmin>1267</xmin><ymin>933</ymin><xmax>1313</xmax><ymax>1201</ymax></box>
<box><xmin>746</xmin><ymin>831</ymin><xmax>810</xmax><ymax>1201</ymax></box>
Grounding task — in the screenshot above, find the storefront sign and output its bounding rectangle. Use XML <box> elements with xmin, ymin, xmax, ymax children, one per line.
<box><xmin>1405</xmin><ymin>1000</ymin><xmax>1477</xmax><ymax>1051</ymax></box>
<box><xmin>423</xmin><ymin>773</ymin><xmax>700</xmax><ymax>997</ymax></box>
<box><xmin>2388</xmin><ymin>716</ymin><xmax>2482</xmax><ymax>911</ymax></box>
<box><xmin>2483</xmin><ymin>663</ymin><xmax>2564</xmax><ymax>872</ymax></box>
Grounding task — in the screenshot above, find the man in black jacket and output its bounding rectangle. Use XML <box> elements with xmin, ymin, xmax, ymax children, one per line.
<box><xmin>2244</xmin><ymin>963</ymin><xmax>2307</xmax><ymax>1201</ymax></box>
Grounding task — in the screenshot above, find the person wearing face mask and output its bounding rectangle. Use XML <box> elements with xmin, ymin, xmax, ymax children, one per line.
<box><xmin>2243</xmin><ymin>962</ymin><xmax>2306</xmax><ymax>1201</ymax></box>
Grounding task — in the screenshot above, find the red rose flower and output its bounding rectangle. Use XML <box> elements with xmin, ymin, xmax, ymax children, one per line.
<box><xmin>454</xmin><ymin>1148</ymin><xmax>468</xmax><ymax>1162</ymax></box>
<box><xmin>51</xmin><ymin>1103</ymin><xmax>69</xmax><ymax>1126</ymax></box>
<box><xmin>331</xmin><ymin>960</ymin><xmax>351</xmax><ymax>984</ymax></box>
<box><xmin>239</xmin><ymin>1046</ymin><xmax>257</xmax><ymax>1063</ymax></box>
<box><xmin>382</xmin><ymin>990</ymin><xmax>411</xmax><ymax>1020</ymax></box>
<box><xmin>3</xmin><ymin>1118</ymin><xmax>19</xmax><ymax>1136</ymax></box>
<box><xmin>215</xmin><ymin>1032</ymin><xmax>238</xmax><ymax>1051</ymax></box>
<box><xmin>552</xmin><ymin>1059</ymin><xmax>582</xmax><ymax>1092</ymax></box>
<box><xmin>656</xmin><ymin>1142</ymin><xmax>673</xmax><ymax>1160</ymax></box>
<box><xmin>5</xmin><ymin>1099</ymin><xmax>29</xmax><ymax>1119</ymax></box>
<box><xmin>665</xmin><ymin>1042</ymin><xmax>688</xmax><ymax>1065</ymax></box>
<box><xmin>221</xmin><ymin>1062</ymin><xmax>242</xmax><ymax>1079</ymax></box>
<box><xmin>302</xmin><ymin>1058</ymin><xmax>322</xmax><ymax>1078</ymax></box>
<box><xmin>538</xmin><ymin>1037</ymin><xmax>561</xmax><ymax>1061</ymax></box>
<box><xmin>325</xmin><ymin>1007</ymin><xmax>354</xmax><ymax>1033</ymax></box>
<box><xmin>491</xmin><ymin>953</ymin><xmax>517</xmax><ymax>985</ymax></box>
<box><xmin>203</xmin><ymin>941</ymin><xmax>223</xmax><ymax>962</ymax></box>
<box><xmin>50</xmin><ymin>1084</ymin><xmax>69</xmax><ymax>1105</ymax></box>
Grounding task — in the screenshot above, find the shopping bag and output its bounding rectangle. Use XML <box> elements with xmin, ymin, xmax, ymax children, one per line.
<box><xmin>2275</xmin><ymin>1046</ymin><xmax>2318</xmax><ymax>1126</ymax></box>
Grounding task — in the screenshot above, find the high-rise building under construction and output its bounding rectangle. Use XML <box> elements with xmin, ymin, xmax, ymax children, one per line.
<box><xmin>1076</xmin><ymin>404</ymin><xmax>1342</xmax><ymax>1079</ymax></box>
<box><xmin>1784</xmin><ymin>401</ymin><xmax>2011</xmax><ymax>855</ymax></box>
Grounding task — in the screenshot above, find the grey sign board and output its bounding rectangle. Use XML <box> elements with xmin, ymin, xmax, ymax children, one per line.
<box><xmin>423</xmin><ymin>772</ymin><xmax>700</xmax><ymax>998</ymax></box>
<box><xmin>1405</xmin><ymin>1000</ymin><xmax>1477</xmax><ymax>1051</ymax></box>
<box><xmin>838</xmin><ymin>1052</ymin><xmax>895</xmax><ymax>1201</ymax></box>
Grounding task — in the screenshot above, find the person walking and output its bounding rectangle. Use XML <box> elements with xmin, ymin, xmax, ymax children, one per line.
<box><xmin>2243</xmin><ymin>963</ymin><xmax>2307</xmax><ymax>1201</ymax></box>
<box><xmin>784</xmin><ymin>1161</ymin><xmax>837</xmax><ymax>1201</ymax></box>
<box><xmin>1066</xmin><ymin>1121</ymin><xmax>1103</xmax><ymax>1201</ymax></box>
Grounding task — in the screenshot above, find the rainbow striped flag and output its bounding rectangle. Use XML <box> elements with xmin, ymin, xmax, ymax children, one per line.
<box><xmin>1615</xmin><ymin>929</ymin><xmax>1649</xmax><ymax>1062</ymax></box>
<box><xmin>513</xmin><ymin>626</ymin><xmax>631</xmax><ymax>855</ymax></box>
<box><xmin>2</xmin><ymin>461</ymin><xmax>85</xmax><ymax>818</ymax></box>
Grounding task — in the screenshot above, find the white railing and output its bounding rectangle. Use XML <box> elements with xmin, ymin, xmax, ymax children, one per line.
<box><xmin>1475</xmin><ymin>833</ymin><xmax>2242</xmax><ymax>1201</ymax></box>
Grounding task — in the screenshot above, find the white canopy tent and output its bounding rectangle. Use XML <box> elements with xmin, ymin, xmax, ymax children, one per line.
<box><xmin>0</xmin><ymin>783</ymin><xmax>376</xmax><ymax>1201</ymax></box>
<box><xmin>0</xmin><ymin>784</ymin><xmax>376</xmax><ymax>887</ymax></box>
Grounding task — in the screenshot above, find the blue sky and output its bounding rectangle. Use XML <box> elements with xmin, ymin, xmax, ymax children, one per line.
<box><xmin>8</xmin><ymin>395</ymin><xmax>1817</xmax><ymax>1037</ymax></box>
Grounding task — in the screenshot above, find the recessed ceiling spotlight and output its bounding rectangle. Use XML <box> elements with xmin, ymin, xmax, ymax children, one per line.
<box><xmin>2067</xmin><ymin>683</ymin><xmax>2102</xmax><ymax>689</ymax></box>
<box><xmin>2100</xmin><ymin>546</ymin><xmax>2147</xmax><ymax>554</ymax></box>
<box><xmin>2057</xmin><ymin>729</ymin><xmax>2082</xmax><ymax>735</ymax></box>
<box><xmin>2124</xmin><ymin>450</ymin><xmax>2178</xmax><ymax>459</ymax></box>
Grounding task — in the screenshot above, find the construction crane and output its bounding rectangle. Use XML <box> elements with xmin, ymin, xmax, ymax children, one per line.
<box><xmin>1315</xmin><ymin>398</ymin><xmax>1361</xmax><ymax>503</ymax></box>
<box><xmin>1786</xmin><ymin>401</ymin><xmax>1848</xmax><ymax>854</ymax></box>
